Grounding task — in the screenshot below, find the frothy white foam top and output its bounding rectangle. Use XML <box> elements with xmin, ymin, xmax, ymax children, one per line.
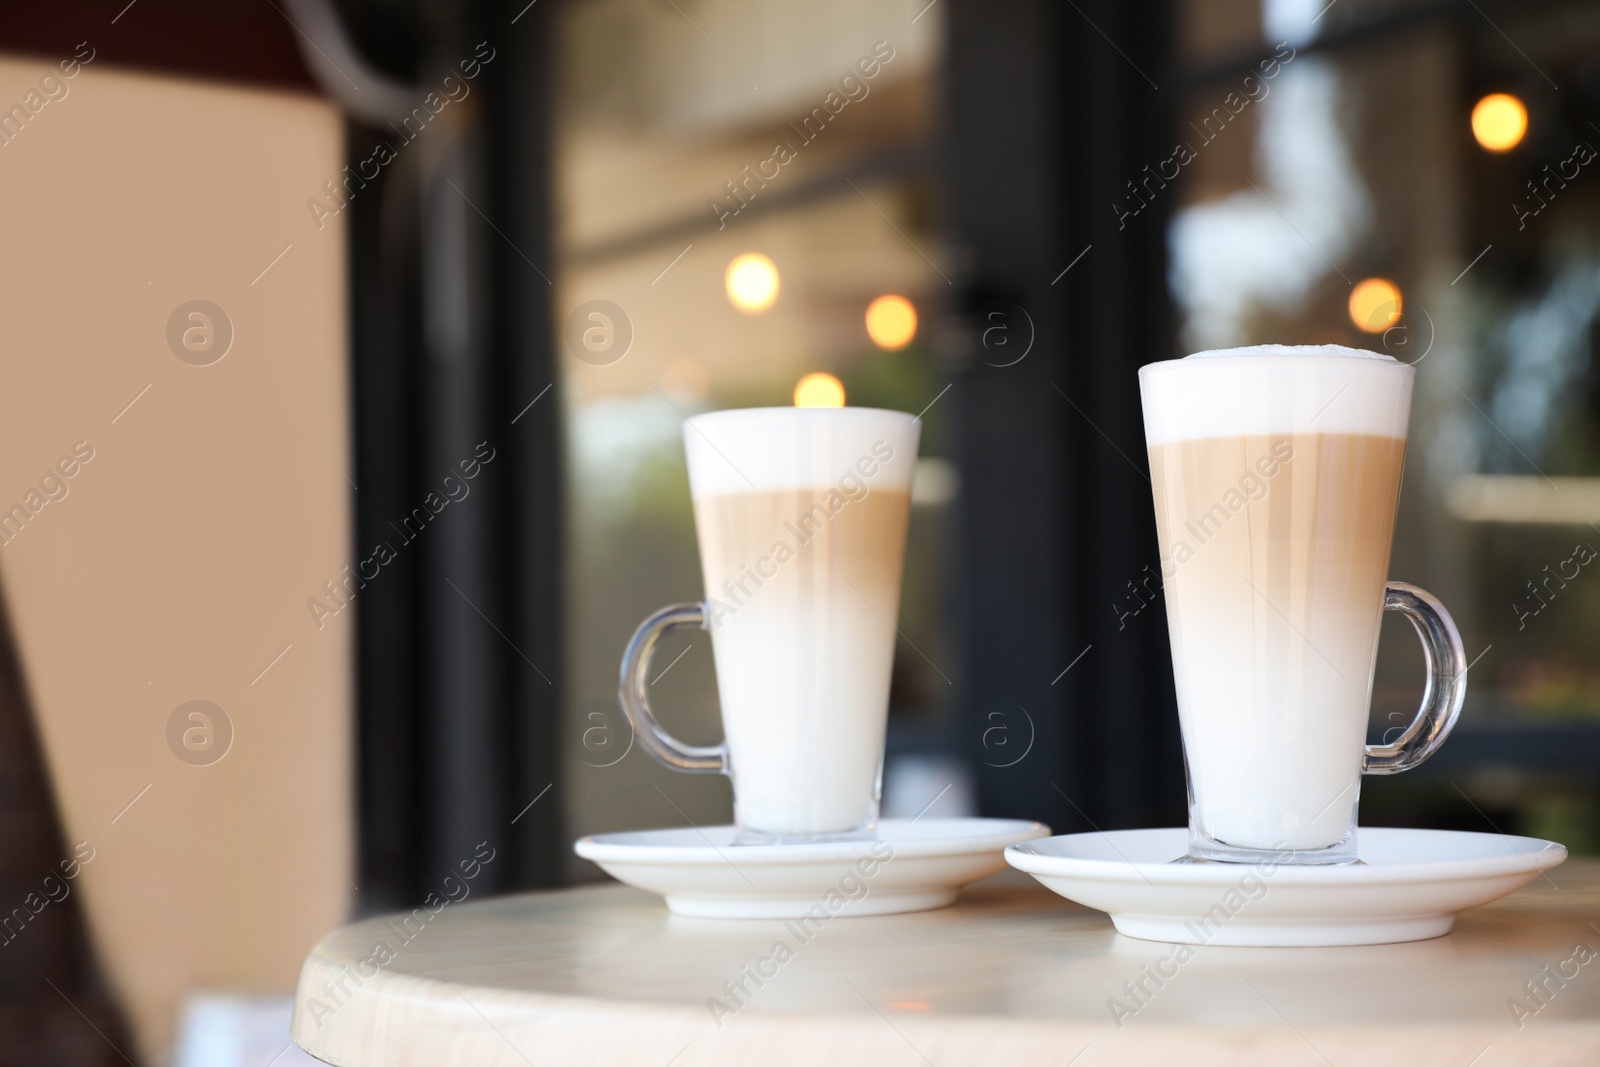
<box><xmin>684</xmin><ymin>407</ymin><xmax>920</xmax><ymax>496</ymax></box>
<box><xmin>1186</xmin><ymin>343</ymin><xmax>1398</xmax><ymax>362</ymax></box>
<box><xmin>1140</xmin><ymin>344</ymin><xmax>1413</xmax><ymax>445</ymax></box>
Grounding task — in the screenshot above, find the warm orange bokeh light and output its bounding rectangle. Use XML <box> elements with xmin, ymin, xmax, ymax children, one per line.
<box><xmin>793</xmin><ymin>372</ymin><xmax>846</xmax><ymax>408</ymax></box>
<box><xmin>725</xmin><ymin>253</ymin><xmax>779</xmax><ymax>313</ymax></box>
<box><xmin>1471</xmin><ymin>93</ymin><xmax>1528</xmax><ymax>153</ymax></box>
<box><xmin>865</xmin><ymin>294</ymin><xmax>917</xmax><ymax>350</ymax></box>
<box><xmin>1349</xmin><ymin>277</ymin><xmax>1403</xmax><ymax>333</ymax></box>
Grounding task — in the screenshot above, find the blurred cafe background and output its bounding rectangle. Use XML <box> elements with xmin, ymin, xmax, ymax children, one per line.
<box><xmin>0</xmin><ymin>0</ymin><xmax>1598</xmax><ymax>1061</ymax></box>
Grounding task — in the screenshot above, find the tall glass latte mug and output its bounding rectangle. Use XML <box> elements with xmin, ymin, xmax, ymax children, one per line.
<box><xmin>618</xmin><ymin>407</ymin><xmax>920</xmax><ymax>842</ymax></box>
<box><xmin>1139</xmin><ymin>345</ymin><xmax>1466</xmax><ymax>864</ymax></box>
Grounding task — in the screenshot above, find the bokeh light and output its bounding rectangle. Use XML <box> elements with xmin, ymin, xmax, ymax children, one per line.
<box><xmin>725</xmin><ymin>253</ymin><xmax>779</xmax><ymax>313</ymax></box>
<box><xmin>660</xmin><ymin>357</ymin><xmax>709</xmax><ymax>404</ymax></box>
<box><xmin>1349</xmin><ymin>277</ymin><xmax>1403</xmax><ymax>333</ymax></box>
<box><xmin>1471</xmin><ymin>93</ymin><xmax>1527</xmax><ymax>153</ymax></box>
<box><xmin>865</xmin><ymin>294</ymin><xmax>918</xmax><ymax>350</ymax></box>
<box><xmin>793</xmin><ymin>372</ymin><xmax>846</xmax><ymax>408</ymax></box>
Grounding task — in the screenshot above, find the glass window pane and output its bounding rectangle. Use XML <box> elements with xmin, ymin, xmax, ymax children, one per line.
<box><xmin>555</xmin><ymin>0</ymin><xmax>955</xmax><ymax>853</ymax></box>
<box><xmin>1168</xmin><ymin>7</ymin><xmax>1600</xmax><ymax>851</ymax></box>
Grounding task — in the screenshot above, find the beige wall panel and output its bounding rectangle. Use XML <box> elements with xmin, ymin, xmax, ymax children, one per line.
<box><xmin>0</xmin><ymin>54</ymin><xmax>353</xmax><ymax>1063</ymax></box>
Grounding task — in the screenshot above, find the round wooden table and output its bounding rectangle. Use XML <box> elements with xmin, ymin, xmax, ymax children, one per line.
<box><xmin>292</xmin><ymin>863</ymin><xmax>1600</xmax><ymax>1065</ymax></box>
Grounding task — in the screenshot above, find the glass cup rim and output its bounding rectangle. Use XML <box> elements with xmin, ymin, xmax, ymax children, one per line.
<box><xmin>686</xmin><ymin>405</ymin><xmax>918</xmax><ymax>432</ymax></box>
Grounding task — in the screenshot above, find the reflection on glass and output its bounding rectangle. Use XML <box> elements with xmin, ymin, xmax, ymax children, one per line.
<box><xmin>1169</xmin><ymin>59</ymin><xmax>1371</xmax><ymax>350</ymax></box>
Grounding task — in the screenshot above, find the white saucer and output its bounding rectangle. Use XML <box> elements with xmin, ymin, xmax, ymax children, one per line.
<box><xmin>1006</xmin><ymin>827</ymin><xmax>1566</xmax><ymax>947</ymax></box>
<box><xmin>575</xmin><ymin>817</ymin><xmax>1049</xmax><ymax>919</ymax></box>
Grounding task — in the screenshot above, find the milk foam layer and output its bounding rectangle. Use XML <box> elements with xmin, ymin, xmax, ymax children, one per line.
<box><xmin>685</xmin><ymin>407</ymin><xmax>920</xmax><ymax>497</ymax></box>
<box><xmin>1186</xmin><ymin>343</ymin><xmax>1397</xmax><ymax>361</ymax></box>
<box><xmin>1139</xmin><ymin>344</ymin><xmax>1412</xmax><ymax>445</ymax></box>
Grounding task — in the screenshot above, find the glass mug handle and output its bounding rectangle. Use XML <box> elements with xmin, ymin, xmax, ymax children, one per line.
<box><xmin>1363</xmin><ymin>581</ymin><xmax>1467</xmax><ymax>775</ymax></box>
<box><xmin>616</xmin><ymin>602</ymin><xmax>727</xmax><ymax>774</ymax></box>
